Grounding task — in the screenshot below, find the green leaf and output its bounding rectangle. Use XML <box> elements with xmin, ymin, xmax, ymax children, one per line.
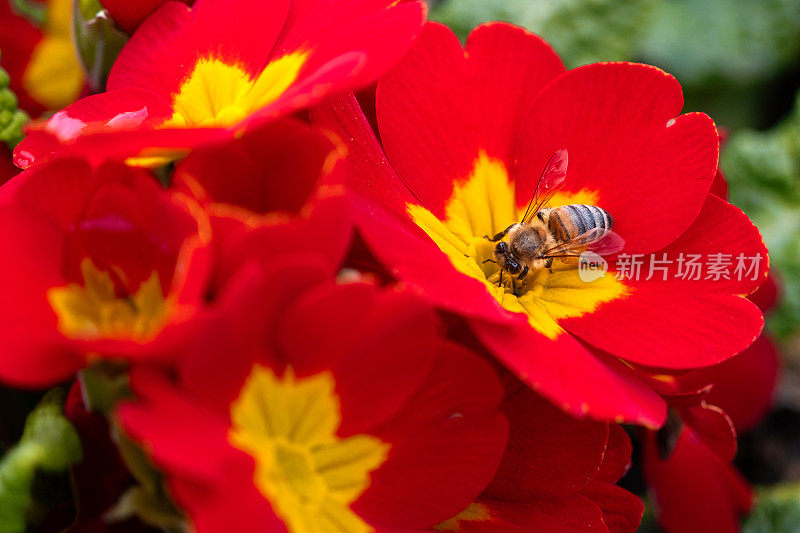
<box><xmin>432</xmin><ymin>0</ymin><xmax>656</xmax><ymax>68</ymax></box>
<box><xmin>0</xmin><ymin>390</ymin><xmax>82</xmax><ymax>533</ymax></box>
<box><xmin>107</xmin><ymin>427</ymin><xmax>185</xmax><ymax>533</ymax></box>
<box><xmin>743</xmin><ymin>483</ymin><xmax>800</xmax><ymax>533</ymax></box>
<box><xmin>72</xmin><ymin>1</ymin><xmax>129</xmax><ymax>92</ymax></box>
<box><xmin>0</xmin><ymin>52</ymin><xmax>29</xmax><ymax>150</ymax></box>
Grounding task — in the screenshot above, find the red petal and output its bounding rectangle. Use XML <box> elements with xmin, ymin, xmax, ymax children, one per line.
<box><xmin>644</xmin><ymin>194</ymin><xmax>769</xmax><ymax>295</ymax></box>
<box><xmin>171</xmin><ymin>477</ymin><xmax>288</xmax><ymax>533</ymax></box>
<box><xmin>466</xmin><ymin>23</ymin><xmax>566</xmax><ymax>161</ymax></box>
<box><xmin>596</xmin><ymin>424</ymin><xmax>634</xmax><ymax>483</ymax></box>
<box><xmin>564</xmin><ymin>287</ymin><xmax>763</xmax><ymax>370</ymax></box>
<box><xmin>683</xmin><ymin>334</ymin><xmax>779</xmax><ymax>432</ymax></box>
<box><xmin>179</xmin><ymin>257</ymin><xmax>332</xmax><ymax>418</ymax></box>
<box><xmin>13</xmin><ymin>88</ymin><xmax>174</xmax><ymax>168</ymax></box>
<box><xmin>376</xmin><ymin>22</ymin><xmax>473</xmax><ymax>216</ymax></box>
<box><xmin>314</xmin><ymin>94</ymin><xmax>520</xmax><ymax>330</ymax></box>
<box><xmin>471</xmin><ymin>320</ymin><xmax>666</xmax><ymax>427</ymax></box>
<box><xmin>311</xmin><ymin>91</ymin><xmax>416</xmax><ymax>216</ymax></box>
<box><xmin>117</xmin><ymin>369</ymin><xmax>286</xmax><ymax>532</ymax></box>
<box><xmin>376</xmin><ymin>22</ymin><xmax>564</xmax><ymax>217</ymax></box>
<box><xmin>211</xmin><ymin>192</ymin><xmax>352</xmax><ymax>290</ymax></box>
<box><xmin>749</xmin><ymin>272</ymin><xmax>780</xmax><ymax>314</ymax></box>
<box><xmin>108</xmin><ymin>0</ymin><xmax>287</xmax><ymax>94</ymax></box>
<box><xmin>0</xmin><ymin>158</ymin><xmax>209</xmax><ymax>385</ymax></box>
<box><xmin>280</xmin><ymin>0</ymin><xmax>427</xmax><ymax>96</ymax></box>
<box><xmin>486</xmin><ymin>389</ymin><xmax>608</xmax><ymax>499</ymax></box>
<box><xmin>23</xmin><ymin>0</ymin><xmax>424</xmax><ymax>168</ymax></box>
<box><xmin>119</xmin><ymin>368</ymin><xmax>245</xmax><ymax>484</ymax></box>
<box><xmin>107</xmin><ymin>1</ymin><xmax>194</xmax><ymax>95</ymax></box>
<box><xmin>175</xmin><ymin>118</ymin><xmax>334</xmax><ymax>215</ymax></box>
<box><xmin>580</xmin><ymin>482</ymin><xmax>644</xmax><ymax>533</ymax></box>
<box><xmin>709</xmin><ymin>169</ymin><xmax>729</xmax><ymax>200</ymax></box>
<box><xmin>278</xmin><ymin>282</ymin><xmax>440</xmax><ymax>436</ymax></box>
<box><xmin>0</xmin><ymin>203</ymin><xmax>78</xmax><ymax>386</ymax></box>
<box><xmin>347</xmin><ymin>194</ymin><xmax>513</xmax><ymax>325</ymax></box>
<box><xmin>643</xmin><ymin>428</ymin><xmax>752</xmax><ymax>533</ymax></box>
<box><xmin>449</xmin><ymin>495</ymin><xmax>609</xmax><ymax>533</ymax></box>
<box><xmin>680</xmin><ymin>403</ymin><xmax>737</xmax><ymax>461</ymax></box>
<box><xmin>516</xmin><ymin>63</ymin><xmax>718</xmax><ymax>254</ymax></box>
<box><xmin>356</xmin><ymin>342</ymin><xmax>508</xmax><ymax>528</ymax></box>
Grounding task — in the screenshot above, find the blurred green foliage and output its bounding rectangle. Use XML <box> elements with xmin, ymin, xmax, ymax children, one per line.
<box><xmin>638</xmin><ymin>0</ymin><xmax>800</xmax><ymax>84</ymax></box>
<box><xmin>432</xmin><ymin>0</ymin><xmax>800</xmax><ymax>128</ymax></box>
<box><xmin>0</xmin><ymin>390</ymin><xmax>81</xmax><ymax>533</ymax></box>
<box><xmin>637</xmin><ymin>0</ymin><xmax>800</xmax><ymax>129</ymax></box>
<box><xmin>0</xmin><ymin>53</ymin><xmax>29</xmax><ymax>150</ymax></box>
<box><xmin>433</xmin><ymin>0</ymin><xmax>656</xmax><ymax>68</ymax></box>
<box><xmin>722</xmin><ymin>93</ymin><xmax>800</xmax><ymax>339</ymax></box>
<box><xmin>743</xmin><ymin>483</ymin><xmax>800</xmax><ymax>533</ymax></box>
<box><xmin>432</xmin><ymin>0</ymin><xmax>800</xmax><ymax>77</ymax></box>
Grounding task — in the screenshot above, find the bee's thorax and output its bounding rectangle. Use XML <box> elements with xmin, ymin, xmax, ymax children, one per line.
<box><xmin>508</xmin><ymin>223</ymin><xmax>548</xmax><ymax>262</ymax></box>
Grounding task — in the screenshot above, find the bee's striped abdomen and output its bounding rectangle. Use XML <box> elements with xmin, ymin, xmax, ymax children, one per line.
<box><xmin>547</xmin><ymin>204</ymin><xmax>613</xmax><ymax>241</ymax></box>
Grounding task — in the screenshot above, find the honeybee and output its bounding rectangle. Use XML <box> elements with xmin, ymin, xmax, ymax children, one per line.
<box><xmin>486</xmin><ymin>149</ymin><xmax>624</xmax><ymax>295</ymax></box>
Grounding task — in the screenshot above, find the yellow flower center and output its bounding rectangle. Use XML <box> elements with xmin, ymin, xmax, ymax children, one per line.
<box><xmin>229</xmin><ymin>366</ymin><xmax>390</xmax><ymax>533</ymax></box>
<box><xmin>47</xmin><ymin>258</ymin><xmax>169</xmax><ymax>340</ymax></box>
<box><xmin>407</xmin><ymin>151</ymin><xmax>630</xmax><ymax>340</ymax></box>
<box><xmin>22</xmin><ymin>0</ymin><xmax>84</xmax><ymax>110</ymax></box>
<box><xmin>162</xmin><ymin>52</ymin><xmax>308</xmax><ymax>129</ymax></box>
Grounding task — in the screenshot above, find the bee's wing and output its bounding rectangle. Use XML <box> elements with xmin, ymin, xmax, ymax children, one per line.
<box><xmin>586</xmin><ymin>230</ymin><xmax>626</xmax><ymax>256</ymax></box>
<box><xmin>520</xmin><ymin>149</ymin><xmax>568</xmax><ymax>225</ymax></box>
<box><xmin>542</xmin><ymin>228</ymin><xmax>626</xmax><ymax>258</ymax></box>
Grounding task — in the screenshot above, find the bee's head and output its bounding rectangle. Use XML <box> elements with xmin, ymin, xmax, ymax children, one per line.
<box><xmin>494</xmin><ymin>241</ymin><xmax>522</xmax><ymax>275</ymax></box>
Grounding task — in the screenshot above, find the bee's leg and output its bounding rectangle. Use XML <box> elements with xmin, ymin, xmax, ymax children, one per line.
<box><xmin>517</xmin><ymin>266</ymin><xmax>529</xmax><ymax>281</ymax></box>
<box><xmin>485</xmin><ymin>225</ymin><xmax>512</xmax><ymax>242</ymax></box>
<box><xmin>545</xmin><ymin>257</ymin><xmax>554</xmax><ymax>272</ymax></box>
<box><xmin>483</xmin><ymin>259</ymin><xmax>498</xmax><ymax>264</ymax></box>
<box><xmin>511</xmin><ymin>277</ymin><xmax>519</xmax><ymax>297</ymax></box>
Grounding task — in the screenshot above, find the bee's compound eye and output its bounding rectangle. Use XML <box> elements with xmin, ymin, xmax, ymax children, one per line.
<box><xmin>496</xmin><ymin>241</ymin><xmax>508</xmax><ymax>253</ymax></box>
